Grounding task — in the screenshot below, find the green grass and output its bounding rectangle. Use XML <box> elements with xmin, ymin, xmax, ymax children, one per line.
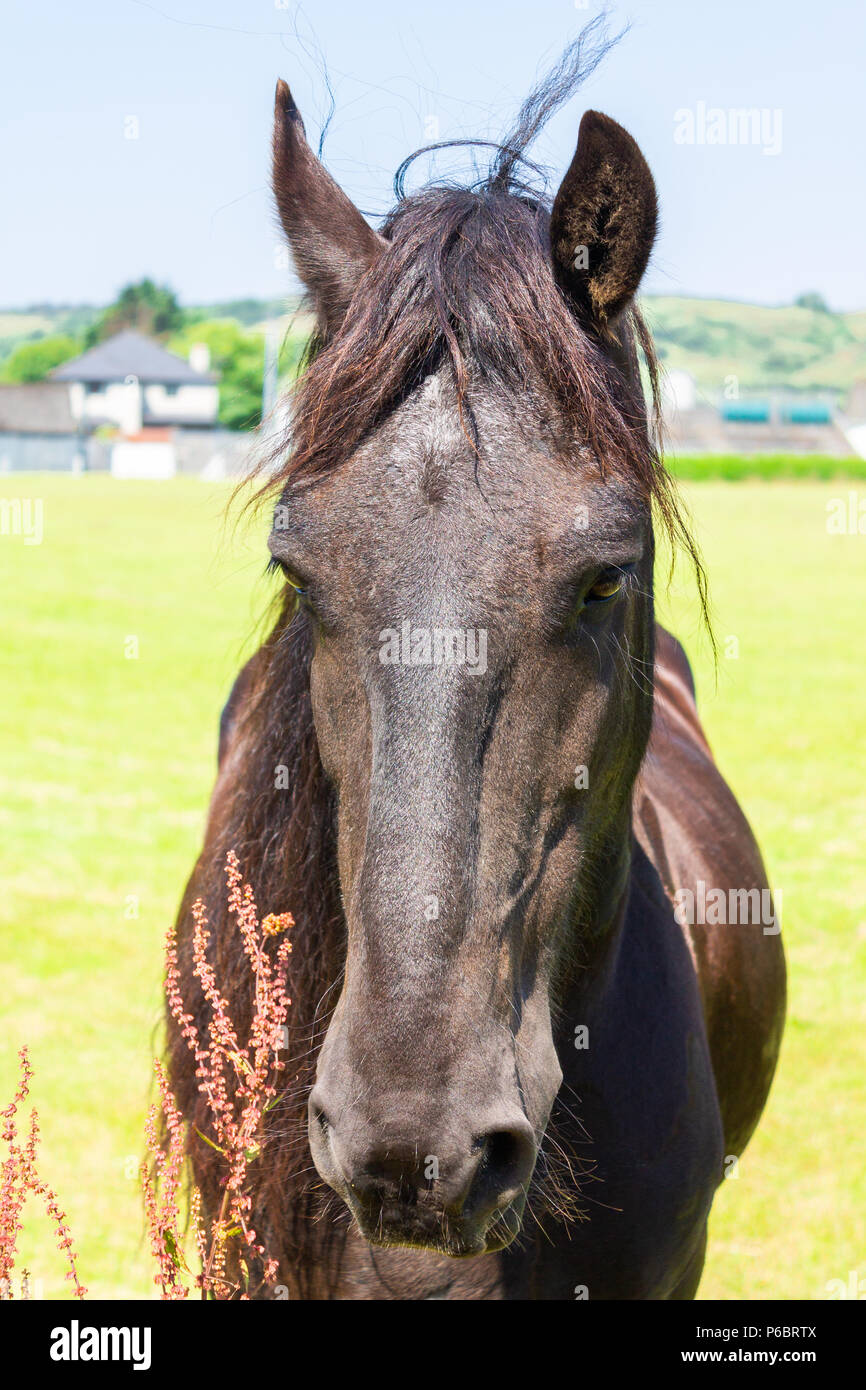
<box><xmin>0</xmin><ymin>474</ymin><xmax>863</xmax><ymax>1300</ymax></box>
<box><xmin>0</xmin><ymin>477</ymin><xmax>265</xmax><ymax>1299</ymax></box>
<box><xmin>668</xmin><ymin>453</ymin><xmax>866</xmax><ymax>481</ymax></box>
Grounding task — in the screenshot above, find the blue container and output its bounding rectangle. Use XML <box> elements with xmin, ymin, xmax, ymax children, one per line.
<box><xmin>721</xmin><ymin>400</ymin><xmax>771</xmax><ymax>422</ymax></box>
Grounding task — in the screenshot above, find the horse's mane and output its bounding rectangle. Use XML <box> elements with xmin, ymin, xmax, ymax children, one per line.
<box><xmin>171</xmin><ymin>22</ymin><xmax>708</xmax><ymax>1298</ymax></box>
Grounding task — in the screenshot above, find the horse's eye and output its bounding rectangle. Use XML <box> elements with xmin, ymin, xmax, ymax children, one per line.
<box><xmin>268</xmin><ymin>556</ymin><xmax>308</xmax><ymax>595</ymax></box>
<box><xmin>282</xmin><ymin>567</ymin><xmax>308</xmax><ymax>596</ymax></box>
<box><xmin>585</xmin><ymin>570</ymin><xmax>626</xmax><ymax>603</ymax></box>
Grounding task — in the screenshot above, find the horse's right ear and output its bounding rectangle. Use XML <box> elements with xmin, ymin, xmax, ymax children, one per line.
<box><xmin>272</xmin><ymin>79</ymin><xmax>386</xmax><ymax>339</ymax></box>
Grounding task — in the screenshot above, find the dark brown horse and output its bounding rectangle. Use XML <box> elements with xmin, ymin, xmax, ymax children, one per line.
<box><xmin>170</xmin><ymin>40</ymin><xmax>785</xmax><ymax>1299</ymax></box>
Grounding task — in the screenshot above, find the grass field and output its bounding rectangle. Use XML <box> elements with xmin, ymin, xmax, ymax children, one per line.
<box><xmin>668</xmin><ymin>453</ymin><xmax>866</xmax><ymax>481</ymax></box>
<box><xmin>1</xmin><ymin>473</ymin><xmax>863</xmax><ymax>1301</ymax></box>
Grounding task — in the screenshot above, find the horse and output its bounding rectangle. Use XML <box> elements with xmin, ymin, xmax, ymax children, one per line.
<box><xmin>169</xmin><ymin>38</ymin><xmax>786</xmax><ymax>1300</ymax></box>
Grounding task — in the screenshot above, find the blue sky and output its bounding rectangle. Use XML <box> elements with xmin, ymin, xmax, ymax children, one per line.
<box><xmin>1</xmin><ymin>0</ymin><xmax>863</xmax><ymax>309</ymax></box>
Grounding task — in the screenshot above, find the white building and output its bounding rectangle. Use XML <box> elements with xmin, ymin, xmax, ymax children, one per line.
<box><xmin>52</xmin><ymin>330</ymin><xmax>219</xmax><ymax>434</ymax></box>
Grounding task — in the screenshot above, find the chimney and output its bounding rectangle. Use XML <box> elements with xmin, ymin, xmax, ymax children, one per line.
<box><xmin>189</xmin><ymin>342</ymin><xmax>210</xmax><ymax>375</ymax></box>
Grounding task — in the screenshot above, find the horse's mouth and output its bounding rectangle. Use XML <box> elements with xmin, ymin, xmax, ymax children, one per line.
<box><xmin>348</xmin><ymin>1195</ymin><xmax>525</xmax><ymax>1259</ymax></box>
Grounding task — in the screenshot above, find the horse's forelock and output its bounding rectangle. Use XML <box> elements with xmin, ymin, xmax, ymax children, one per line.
<box><xmin>267</xmin><ymin>184</ymin><xmax>646</xmax><ymax>481</ymax></box>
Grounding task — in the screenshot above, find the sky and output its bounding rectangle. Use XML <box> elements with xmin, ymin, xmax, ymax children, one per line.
<box><xmin>1</xmin><ymin>0</ymin><xmax>864</xmax><ymax>311</ymax></box>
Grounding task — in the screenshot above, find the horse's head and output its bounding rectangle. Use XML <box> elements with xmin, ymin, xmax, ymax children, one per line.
<box><xmin>267</xmin><ymin>80</ymin><xmax>666</xmax><ymax>1256</ymax></box>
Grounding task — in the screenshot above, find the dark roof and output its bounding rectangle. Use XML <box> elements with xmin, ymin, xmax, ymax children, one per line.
<box><xmin>52</xmin><ymin>330</ymin><xmax>218</xmax><ymax>384</ymax></box>
<box><xmin>0</xmin><ymin>382</ymin><xmax>77</xmax><ymax>434</ymax></box>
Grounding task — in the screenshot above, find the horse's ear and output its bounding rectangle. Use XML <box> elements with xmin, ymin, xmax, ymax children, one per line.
<box><xmin>550</xmin><ymin>110</ymin><xmax>657</xmax><ymax>331</ymax></box>
<box><xmin>272</xmin><ymin>79</ymin><xmax>386</xmax><ymax>338</ymax></box>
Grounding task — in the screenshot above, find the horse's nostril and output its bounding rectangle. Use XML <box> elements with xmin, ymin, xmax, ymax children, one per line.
<box><xmin>309</xmin><ymin>1095</ymin><xmax>332</xmax><ymax>1139</ymax></box>
<box><xmin>471</xmin><ymin>1125</ymin><xmax>536</xmax><ymax>1205</ymax></box>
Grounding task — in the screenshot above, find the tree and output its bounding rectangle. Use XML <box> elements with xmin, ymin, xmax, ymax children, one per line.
<box><xmin>795</xmin><ymin>291</ymin><xmax>831</xmax><ymax>314</ymax></box>
<box><xmin>0</xmin><ymin>335</ymin><xmax>81</xmax><ymax>383</ymax></box>
<box><xmin>170</xmin><ymin>320</ymin><xmax>265</xmax><ymax>431</ymax></box>
<box><xmin>85</xmin><ymin>279</ymin><xmax>184</xmax><ymax>346</ymax></box>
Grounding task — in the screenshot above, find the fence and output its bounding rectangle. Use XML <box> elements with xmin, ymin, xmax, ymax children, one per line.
<box><xmin>0</xmin><ymin>433</ymin><xmax>88</xmax><ymax>472</ymax></box>
<box><xmin>0</xmin><ymin>429</ymin><xmax>254</xmax><ymax>477</ymax></box>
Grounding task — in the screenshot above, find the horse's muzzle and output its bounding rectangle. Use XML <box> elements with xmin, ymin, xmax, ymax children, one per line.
<box><xmin>308</xmin><ymin>1091</ymin><xmax>537</xmax><ymax>1255</ymax></box>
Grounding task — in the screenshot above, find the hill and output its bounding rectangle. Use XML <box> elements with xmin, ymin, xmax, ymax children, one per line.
<box><xmin>640</xmin><ymin>296</ymin><xmax>866</xmax><ymax>398</ymax></box>
<box><xmin>0</xmin><ymin>299</ymin><xmax>301</xmax><ymax>370</ymax></box>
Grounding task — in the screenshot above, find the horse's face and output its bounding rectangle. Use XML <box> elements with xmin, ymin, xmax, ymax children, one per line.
<box><xmin>269</xmin><ymin>83</ymin><xmax>659</xmax><ymax>1255</ymax></box>
<box><xmin>270</xmin><ymin>385</ymin><xmax>653</xmax><ymax>1253</ymax></box>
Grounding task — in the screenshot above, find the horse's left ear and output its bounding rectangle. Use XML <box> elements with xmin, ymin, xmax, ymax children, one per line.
<box><xmin>272</xmin><ymin>79</ymin><xmax>386</xmax><ymax>338</ymax></box>
<box><xmin>550</xmin><ymin>110</ymin><xmax>657</xmax><ymax>331</ymax></box>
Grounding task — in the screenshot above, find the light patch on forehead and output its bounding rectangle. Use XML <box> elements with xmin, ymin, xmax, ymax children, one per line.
<box><xmin>419</xmin><ymin>372</ymin><xmax>441</xmax><ymax>403</ymax></box>
<box><xmin>411</xmin><ymin>371</ymin><xmax>465</xmax><ymax>503</ymax></box>
<box><xmin>416</xmin><ymin>370</ymin><xmax>460</xmax><ymax>446</ymax></box>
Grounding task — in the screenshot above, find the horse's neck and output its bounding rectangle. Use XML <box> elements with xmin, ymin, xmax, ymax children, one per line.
<box><xmin>554</xmin><ymin>817</ymin><xmax>634</xmax><ymax>1025</ymax></box>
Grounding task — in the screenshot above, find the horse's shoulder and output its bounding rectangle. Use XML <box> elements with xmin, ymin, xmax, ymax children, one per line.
<box><xmin>636</xmin><ymin>628</ymin><xmax>785</xmax><ymax>1159</ymax></box>
<box><xmin>652</xmin><ymin>624</ymin><xmax>704</xmax><ymax>739</ymax></box>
